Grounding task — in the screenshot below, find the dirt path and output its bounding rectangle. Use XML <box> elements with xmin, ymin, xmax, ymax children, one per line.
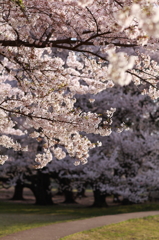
<box><xmin>1</xmin><ymin>211</ymin><xmax>159</xmax><ymax>240</ymax></box>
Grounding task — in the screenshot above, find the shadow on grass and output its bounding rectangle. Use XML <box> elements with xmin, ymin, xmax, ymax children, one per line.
<box><xmin>0</xmin><ymin>200</ymin><xmax>159</xmax><ymax>218</ymax></box>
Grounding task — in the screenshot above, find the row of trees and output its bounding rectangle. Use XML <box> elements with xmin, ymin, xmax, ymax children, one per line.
<box><xmin>1</xmin><ymin>0</ymin><xmax>159</xmax><ymax>208</ymax></box>
<box><xmin>1</xmin><ymin>83</ymin><xmax>159</xmax><ymax>206</ymax></box>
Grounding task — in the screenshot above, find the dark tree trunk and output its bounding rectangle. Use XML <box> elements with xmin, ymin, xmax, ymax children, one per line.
<box><xmin>76</xmin><ymin>188</ymin><xmax>87</xmax><ymax>199</ymax></box>
<box><xmin>92</xmin><ymin>190</ymin><xmax>108</xmax><ymax>207</ymax></box>
<box><xmin>58</xmin><ymin>178</ymin><xmax>77</xmax><ymax>204</ymax></box>
<box><xmin>11</xmin><ymin>180</ymin><xmax>24</xmax><ymax>200</ymax></box>
<box><xmin>30</xmin><ymin>171</ymin><xmax>53</xmax><ymax>205</ymax></box>
<box><xmin>63</xmin><ymin>189</ymin><xmax>76</xmax><ymax>204</ymax></box>
<box><xmin>122</xmin><ymin>198</ymin><xmax>134</xmax><ymax>205</ymax></box>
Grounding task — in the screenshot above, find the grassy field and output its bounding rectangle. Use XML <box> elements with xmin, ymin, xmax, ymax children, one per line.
<box><xmin>60</xmin><ymin>215</ymin><xmax>159</xmax><ymax>240</ymax></box>
<box><xmin>0</xmin><ymin>201</ymin><xmax>159</xmax><ymax>237</ymax></box>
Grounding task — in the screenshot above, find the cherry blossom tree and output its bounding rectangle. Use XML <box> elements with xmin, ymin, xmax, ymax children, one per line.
<box><xmin>1</xmin><ymin>79</ymin><xmax>159</xmax><ymax>206</ymax></box>
<box><xmin>73</xmin><ymin>83</ymin><xmax>159</xmax><ymax>205</ymax></box>
<box><xmin>1</xmin><ymin>0</ymin><xmax>159</xmax><ymax>167</ymax></box>
<box><xmin>44</xmin><ymin>84</ymin><xmax>159</xmax><ymax>206</ymax></box>
<box><xmin>0</xmin><ymin>122</ymin><xmax>55</xmax><ymax>204</ymax></box>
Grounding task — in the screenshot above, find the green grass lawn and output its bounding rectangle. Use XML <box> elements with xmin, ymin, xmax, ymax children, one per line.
<box><xmin>0</xmin><ymin>201</ymin><xmax>159</xmax><ymax>237</ymax></box>
<box><xmin>60</xmin><ymin>215</ymin><xmax>159</xmax><ymax>240</ymax></box>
